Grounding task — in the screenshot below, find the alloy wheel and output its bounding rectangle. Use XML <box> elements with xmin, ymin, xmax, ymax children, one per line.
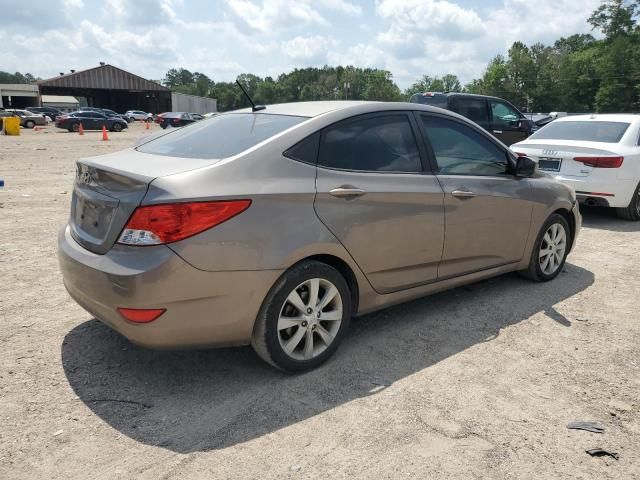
<box><xmin>539</xmin><ymin>223</ymin><xmax>567</xmax><ymax>276</ymax></box>
<box><xmin>277</xmin><ymin>278</ymin><xmax>343</xmax><ymax>361</ymax></box>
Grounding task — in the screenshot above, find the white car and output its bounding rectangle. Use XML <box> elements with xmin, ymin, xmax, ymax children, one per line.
<box><xmin>513</xmin><ymin>114</ymin><xmax>640</xmax><ymax>220</ymax></box>
<box><xmin>124</xmin><ymin>110</ymin><xmax>152</xmax><ymax>122</ymax></box>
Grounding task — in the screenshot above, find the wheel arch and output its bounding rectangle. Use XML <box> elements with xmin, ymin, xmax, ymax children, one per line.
<box><xmin>552</xmin><ymin>207</ymin><xmax>575</xmax><ymax>252</ymax></box>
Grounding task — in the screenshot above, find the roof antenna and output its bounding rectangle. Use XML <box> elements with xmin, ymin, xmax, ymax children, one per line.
<box><xmin>236</xmin><ymin>80</ymin><xmax>265</xmax><ymax>112</ymax></box>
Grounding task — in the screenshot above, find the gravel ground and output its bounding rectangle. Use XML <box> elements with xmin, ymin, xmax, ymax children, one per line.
<box><xmin>0</xmin><ymin>123</ymin><xmax>639</xmax><ymax>479</ymax></box>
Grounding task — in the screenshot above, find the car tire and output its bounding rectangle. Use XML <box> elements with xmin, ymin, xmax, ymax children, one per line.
<box><xmin>70</xmin><ymin>123</ymin><xmax>80</xmax><ymax>133</ymax></box>
<box><xmin>519</xmin><ymin>213</ymin><xmax>571</xmax><ymax>282</ymax></box>
<box><xmin>615</xmin><ymin>182</ymin><xmax>640</xmax><ymax>221</ymax></box>
<box><xmin>111</xmin><ymin>123</ymin><xmax>123</xmax><ymax>132</ymax></box>
<box><xmin>160</xmin><ymin>124</ymin><xmax>167</xmax><ymax>129</ymax></box>
<box><xmin>24</xmin><ymin>120</ymin><xmax>35</xmax><ymax>129</ymax></box>
<box><xmin>252</xmin><ymin>260</ymin><xmax>352</xmax><ymax>372</ymax></box>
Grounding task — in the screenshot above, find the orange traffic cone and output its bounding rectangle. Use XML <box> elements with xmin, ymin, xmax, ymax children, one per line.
<box><xmin>78</xmin><ymin>123</ymin><xmax>84</xmax><ymax>135</ymax></box>
<box><xmin>102</xmin><ymin>125</ymin><xmax>109</xmax><ymax>141</ymax></box>
<box><xmin>145</xmin><ymin>120</ymin><xmax>150</xmax><ymax>130</ymax></box>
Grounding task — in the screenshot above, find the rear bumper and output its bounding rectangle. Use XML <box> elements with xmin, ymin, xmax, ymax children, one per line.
<box><xmin>58</xmin><ymin>225</ymin><xmax>282</xmax><ymax>349</ymax></box>
<box><xmin>554</xmin><ymin>175</ymin><xmax>636</xmax><ymax>208</ymax></box>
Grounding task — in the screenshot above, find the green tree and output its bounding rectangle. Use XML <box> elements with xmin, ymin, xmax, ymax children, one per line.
<box><xmin>588</xmin><ymin>0</ymin><xmax>639</xmax><ymax>38</ymax></box>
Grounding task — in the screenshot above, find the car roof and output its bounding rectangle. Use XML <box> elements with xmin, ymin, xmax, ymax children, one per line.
<box><xmin>232</xmin><ymin>101</ymin><xmax>381</xmax><ymax>118</ymax></box>
<box><xmin>553</xmin><ymin>114</ymin><xmax>640</xmax><ymax>123</ymax></box>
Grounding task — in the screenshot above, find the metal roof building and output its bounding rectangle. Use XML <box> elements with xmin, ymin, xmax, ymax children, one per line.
<box><xmin>38</xmin><ymin>63</ymin><xmax>172</xmax><ymax>114</ymax></box>
<box><xmin>0</xmin><ymin>84</ymin><xmax>39</xmax><ymax>109</ymax></box>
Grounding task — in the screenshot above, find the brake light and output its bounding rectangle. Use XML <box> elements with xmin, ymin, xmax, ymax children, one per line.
<box><xmin>118</xmin><ymin>307</ymin><xmax>166</xmax><ymax>323</ymax></box>
<box><xmin>573</xmin><ymin>156</ymin><xmax>624</xmax><ymax>168</ymax></box>
<box><xmin>118</xmin><ymin>200</ymin><xmax>251</xmax><ymax>245</ymax></box>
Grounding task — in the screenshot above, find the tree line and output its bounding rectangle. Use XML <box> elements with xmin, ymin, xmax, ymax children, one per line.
<box><xmin>3</xmin><ymin>1</ymin><xmax>639</xmax><ymax>113</ymax></box>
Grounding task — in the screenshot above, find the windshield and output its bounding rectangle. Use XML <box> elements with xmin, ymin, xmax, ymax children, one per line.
<box><xmin>531</xmin><ymin>121</ymin><xmax>630</xmax><ymax>143</ymax></box>
<box><xmin>137</xmin><ymin>113</ymin><xmax>307</xmax><ymax>159</ymax></box>
<box><xmin>409</xmin><ymin>93</ymin><xmax>448</xmax><ymax>109</ymax></box>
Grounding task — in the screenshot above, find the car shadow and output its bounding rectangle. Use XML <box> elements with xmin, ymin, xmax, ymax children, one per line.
<box><xmin>580</xmin><ymin>206</ymin><xmax>640</xmax><ymax>232</ymax></box>
<box><xmin>62</xmin><ymin>264</ymin><xmax>594</xmax><ymax>453</ymax></box>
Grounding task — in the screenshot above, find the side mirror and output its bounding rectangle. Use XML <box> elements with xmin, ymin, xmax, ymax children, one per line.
<box><xmin>515</xmin><ymin>156</ymin><xmax>536</xmax><ymax>177</ymax></box>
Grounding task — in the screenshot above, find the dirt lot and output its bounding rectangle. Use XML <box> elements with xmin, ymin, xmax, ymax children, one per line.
<box><xmin>0</xmin><ymin>122</ymin><xmax>639</xmax><ymax>479</ymax></box>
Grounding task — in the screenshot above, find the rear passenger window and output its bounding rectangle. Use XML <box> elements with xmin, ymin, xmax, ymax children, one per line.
<box><xmin>284</xmin><ymin>132</ymin><xmax>320</xmax><ymax>164</ymax></box>
<box><xmin>451</xmin><ymin>98</ymin><xmax>490</xmax><ymax>129</ymax></box>
<box><xmin>420</xmin><ymin>115</ymin><xmax>509</xmax><ymax>176</ymax></box>
<box><xmin>318</xmin><ymin>115</ymin><xmax>421</xmax><ymax>172</ymax></box>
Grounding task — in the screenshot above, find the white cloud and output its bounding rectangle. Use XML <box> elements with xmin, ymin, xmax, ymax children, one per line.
<box><xmin>63</xmin><ymin>0</ymin><xmax>84</xmax><ymax>8</ymax></box>
<box><xmin>282</xmin><ymin>35</ymin><xmax>337</xmax><ymax>63</ymax></box>
<box><xmin>225</xmin><ymin>0</ymin><xmax>329</xmax><ymax>32</ymax></box>
<box><xmin>319</xmin><ymin>0</ymin><xmax>362</xmax><ymax>15</ymax></box>
<box><xmin>376</xmin><ymin>0</ymin><xmax>484</xmax><ymax>39</ymax></box>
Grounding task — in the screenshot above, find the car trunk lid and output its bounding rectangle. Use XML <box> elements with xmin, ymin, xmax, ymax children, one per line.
<box><xmin>70</xmin><ymin>149</ymin><xmax>222</xmax><ymax>254</ymax></box>
<box><xmin>513</xmin><ymin>141</ymin><xmax>620</xmax><ymax>177</ymax></box>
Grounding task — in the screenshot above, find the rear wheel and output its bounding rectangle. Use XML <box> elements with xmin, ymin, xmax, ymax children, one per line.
<box><xmin>24</xmin><ymin>120</ymin><xmax>35</xmax><ymax>129</ymax></box>
<box><xmin>616</xmin><ymin>182</ymin><xmax>640</xmax><ymax>221</ymax></box>
<box><xmin>70</xmin><ymin>123</ymin><xmax>80</xmax><ymax>133</ymax></box>
<box><xmin>519</xmin><ymin>213</ymin><xmax>570</xmax><ymax>282</ymax></box>
<box><xmin>252</xmin><ymin>261</ymin><xmax>351</xmax><ymax>372</ymax></box>
<box><xmin>111</xmin><ymin>122</ymin><xmax>123</xmax><ymax>132</ymax></box>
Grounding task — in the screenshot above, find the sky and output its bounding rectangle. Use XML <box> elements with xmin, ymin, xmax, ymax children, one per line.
<box><xmin>0</xmin><ymin>0</ymin><xmax>602</xmax><ymax>89</ymax></box>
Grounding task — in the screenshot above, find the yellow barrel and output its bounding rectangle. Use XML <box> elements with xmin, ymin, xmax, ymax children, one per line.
<box><xmin>3</xmin><ymin>116</ymin><xmax>20</xmax><ymax>136</ymax></box>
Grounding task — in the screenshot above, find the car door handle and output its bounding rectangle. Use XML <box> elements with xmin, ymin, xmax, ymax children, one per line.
<box><xmin>451</xmin><ymin>190</ymin><xmax>476</xmax><ymax>198</ymax></box>
<box><xmin>329</xmin><ymin>186</ymin><xmax>366</xmax><ymax>199</ymax></box>
<box><xmin>493</xmin><ymin>130</ymin><xmax>503</xmax><ymax>134</ymax></box>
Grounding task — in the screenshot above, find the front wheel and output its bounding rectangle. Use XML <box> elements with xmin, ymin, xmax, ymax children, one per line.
<box><xmin>519</xmin><ymin>213</ymin><xmax>570</xmax><ymax>282</ymax></box>
<box><xmin>252</xmin><ymin>261</ymin><xmax>351</xmax><ymax>372</ymax></box>
<box><xmin>111</xmin><ymin>122</ymin><xmax>123</xmax><ymax>132</ymax></box>
<box><xmin>616</xmin><ymin>182</ymin><xmax>640</xmax><ymax>221</ymax></box>
<box><xmin>25</xmin><ymin>120</ymin><xmax>35</xmax><ymax>129</ymax></box>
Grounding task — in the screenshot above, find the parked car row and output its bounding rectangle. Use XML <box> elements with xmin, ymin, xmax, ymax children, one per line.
<box><xmin>55</xmin><ymin>111</ymin><xmax>129</xmax><ymax>132</ymax></box>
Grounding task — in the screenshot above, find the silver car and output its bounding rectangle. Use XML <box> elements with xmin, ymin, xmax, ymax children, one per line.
<box><xmin>58</xmin><ymin>101</ymin><xmax>581</xmax><ymax>371</ymax></box>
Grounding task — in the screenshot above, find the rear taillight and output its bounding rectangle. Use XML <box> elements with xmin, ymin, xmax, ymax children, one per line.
<box><xmin>118</xmin><ymin>200</ymin><xmax>251</xmax><ymax>246</ymax></box>
<box><xmin>172</xmin><ymin>118</ymin><xmax>181</xmax><ymax>123</ymax></box>
<box><xmin>574</xmin><ymin>156</ymin><xmax>624</xmax><ymax>168</ymax></box>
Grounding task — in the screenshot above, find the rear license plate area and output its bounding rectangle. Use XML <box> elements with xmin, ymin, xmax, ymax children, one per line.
<box><xmin>538</xmin><ymin>157</ymin><xmax>562</xmax><ymax>172</ymax></box>
<box><xmin>72</xmin><ymin>191</ymin><xmax>117</xmax><ymax>241</ymax></box>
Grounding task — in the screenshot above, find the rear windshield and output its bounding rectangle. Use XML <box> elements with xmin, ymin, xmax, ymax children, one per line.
<box><xmin>531</xmin><ymin>121</ymin><xmax>630</xmax><ymax>143</ymax></box>
<box><xmin>137</xmin><ymin>113</ymin><xmax>307</xmax><ymax>159</ymax></box>
<box><xmin>409</xmin><ymin>93</ymin><xmax>448</xmax><ymax>109</ymax></box>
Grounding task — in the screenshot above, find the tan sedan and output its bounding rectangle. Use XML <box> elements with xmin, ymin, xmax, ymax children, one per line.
<box><xmin>58</xmin><ymin>101</ymin><xmax>581</xmax><ymax>371</ymax></box>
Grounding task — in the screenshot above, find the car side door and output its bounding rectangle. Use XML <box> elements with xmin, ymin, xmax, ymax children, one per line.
<box><xmin>313</xmin><ymin>112</ymin><xmax>445</xmax><ymax>294</ymax></box>
<box><xmin>489</xmin><ymin>99</ymin><xmax>529</xmax><ymax>146</ymax></box>
<box><xmin>415</xmin><ymin>113</ymin><xmax>533</xmax><ymax>279</ymax></box>
<box><xmin>76</xmin><ymin>112</ymin><xmax>94</xmax><ymax>128</ymax></box>
<box><xmin>93</xmin><ymin>112</ymin><xmax>108</xmax><ymax>129</ymax></box>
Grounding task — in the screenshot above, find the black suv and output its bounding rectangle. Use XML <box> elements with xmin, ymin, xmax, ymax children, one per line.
<box><xmin>409</xmin><ymin>92</ymin><xmax>531</xmax><ymax>146</ymax></box>
<box><xmin>26</xmin><ymin>106</ymin><xmax>64</xmax><ymax>121</ymax></box>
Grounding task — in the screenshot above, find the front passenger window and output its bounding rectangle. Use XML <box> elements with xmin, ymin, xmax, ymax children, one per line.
<box><xmin>420</xmin><ymin>115</ymin><xmax>509</xmax><ymax>176</ymax></box>
<box><xmin>491</xmin><ymin>101</ymin><xmax>521</xmax><ymax>128</ymax></box>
